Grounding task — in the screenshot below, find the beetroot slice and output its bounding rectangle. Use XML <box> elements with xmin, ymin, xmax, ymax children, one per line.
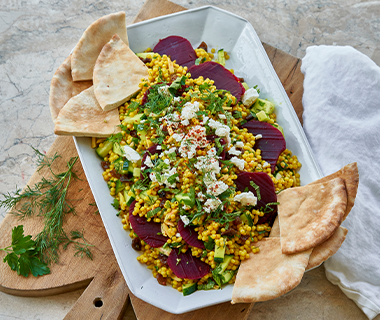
<box><xmin>178</xmin><ymin>220</ymin><xmax>205</xmax><ymax>249</ymax></box>
<box><xmin>167</xmin><ymin>249</ymin><xmax>210</xmax><ymax>279</ymax></box>
<box><xmin>129</xmin><ymin>201</ymin><xmax>167</xmax><ymax>248</ymax></box>
<box><xmin>153</xmin><ymin>36</ymin><xmax>197</xmax><ymax>68</ymax></box>
<box><xmin>235</xmin><ymin>172</ymin><xmax>277</xmax><ymax>225</ymax></box>
<box><xmin>188</xmin><ymin>61</ymin><xmax>245</xmax><ymax>101</ymax></box>
<box><xmin>242</xmin><ymin>120</ymin><xmax>286</xmax><ymax>173</ymax></box>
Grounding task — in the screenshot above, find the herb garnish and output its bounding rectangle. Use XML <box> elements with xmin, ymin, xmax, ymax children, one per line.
<box><xmin>1</xmin><ymin>225</ymin><xmax>50</xmax><ymax>277</ymax></box>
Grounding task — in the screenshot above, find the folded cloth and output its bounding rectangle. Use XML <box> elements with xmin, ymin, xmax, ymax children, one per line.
<box><xmin>301</xmin><ymin>45</ymin><xmax>380</xmax><ymax>319</ymax></box>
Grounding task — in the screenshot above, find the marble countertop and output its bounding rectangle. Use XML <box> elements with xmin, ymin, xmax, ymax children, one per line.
<box><xmin>0</xmin><ymin>0</ymin><xmax>379</xmax><ymax>319</ymax></box>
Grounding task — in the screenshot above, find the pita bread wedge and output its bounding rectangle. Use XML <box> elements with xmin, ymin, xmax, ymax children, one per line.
<box><xmin>49</xmin><ymin>55</ymin><xmax>92</xmax><ymax>123</ymax></box>
<box><xmin>278</xmin><ymin>177</ymin><xmax>347</xmax><ymax>254</ymax></box>
<box><xmin>54</xmin><ymin>86</ymin><xmax>121</xmax><ymax>137</ymax></box>
<box><xmin>71</xmin><ymin>12</ymin><xmax>129</xmax><ymax>81</ymax></box>
<box><xmin>306</xmin><ymin>226</ymin><xmax>348</xmax><ymax>270</ymax></box>
<box><xmin>93</xmin><ymin>34</ymin><xmax>149</xmax><ymax>111</ymax></box>
<box><xmin>310</xmin><ymin>162</ymin><xmax>358</xmax><ymax>220</ymax></box>
<box><xmin>231</xmin><ymin>238</ymin><xmax>311</xmax><ymax>304</ymax></box>
<box><xmin>270</xmin><ymin>216</ymin><xmax>348</xmax><ymax>270</ymax></box>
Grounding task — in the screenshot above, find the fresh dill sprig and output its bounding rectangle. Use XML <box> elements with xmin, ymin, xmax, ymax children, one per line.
<box><xmin>0</xmin><ymin>148</ymin><xmax>94</xmax><ymax>266</ymax></box>
<box><xmin>59</xmin><ymin>229</ymin><xmax>94</xmax><ymax>260</ymax></box>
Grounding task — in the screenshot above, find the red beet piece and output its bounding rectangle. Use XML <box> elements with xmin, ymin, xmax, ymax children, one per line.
<box><xmin>167</xmin><ymin>249</ymin><xmax>210</xmax><ymax>279</ymax></box>
<box><xmin>242</xmin><ymin>120</ymin><xmax>286</xmax><ymax>172</ymax></box>
<box><xmin>153</xmin><ymin>36</ymin><xmax>197</xmax><ymax>68</ymax></box>
<box><xmin>178</xmin><ymin>220</ymin><xmax>205</xmax><ymax>249</ymax></box>
<box><xmin>235</xmin><ymin>172</ymin><xmax>277</xmax><ymax>225</ymax></box>
<box><xmin>129</xmin><ymin>201</ymin><xmax>167</xmax><ymax>248</ymax></box>
<box><xmin>188</xmin><ymin>61</ymin><xmax>245</xmax><ymax>101</ymax></box>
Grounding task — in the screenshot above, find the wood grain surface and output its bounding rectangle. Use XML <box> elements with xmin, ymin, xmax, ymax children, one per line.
<box><xmin>0</xmin><ymin>0</ymin><xmax>304</xmax><ymax>319</ymax></box>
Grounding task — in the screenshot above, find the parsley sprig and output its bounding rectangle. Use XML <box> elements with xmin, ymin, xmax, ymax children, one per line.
<box><xmin>1</xmin><ymin>225</ymin><xmax>50</xmax><ymax>277</ymax></box>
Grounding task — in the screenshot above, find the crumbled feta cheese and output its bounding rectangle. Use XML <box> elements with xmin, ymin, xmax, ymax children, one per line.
<box><xmin>194</xmin><ymin>156</ymin><xmax>220</xmax><ymax>176</ymax></box>
<box><xmin>207</xmin><ymin>180</ymin><xmax>229</xmax><ymax>196</ymax></box>
<box><xmin>228</xmin><ymin>146</ymin><xmax>241</xmax><ymax>156</ymax></box>
<box><xmin>158</xmin><ymin>85</ymin><xmax>171</xmax><ymax>97</ymax></box>
<box><xmin>242</xmin><ymin>88</ymin><xmax>259</xmax><ymax>107</ymax></box>
<box><xmin>165</xmin><ymin>147</ymin><xmax>177</xmax><ymax>154</ymax></box>
<box><xmin>204</xmin><ymin>198</ymin><xmax>223</xmax><ymax>213</ymax></box>
<box><xmin>197</xmin><ymin>192</ymin><xmax>206</xmax><ymax>202</ymax></box>
<box><xmin>172</xmin><ymin>133</ymin><xmax>184</xmax><ymax>142</ymax></box>
<box><xmin>150</xmin><ymin>172</ymin><xmax>158</xmax><ymax>183</ymax></box>
<box><xmin>180</xmin><ymin>215</ymin><xmax>190</xmax><ymax>226</ymax></box>
<box><xmin>176</xmin><ymin>232</ymin><xmax>181</xmax><ymax>237</ymax></box>
<box><xmin>181</xmin><ymin>119</ymin><xmax>190</xmax><ymax>126</ymax></box>
<box><xmin>144</xmin><ymin>156</ymin><xmax>154</xmax><ymax>168</ymax></box>
<box><xmin>123</xmin><ymin>145</ymin><xmax>141</xmax><ymax>163</ymax></box>
<box><xmin>181</xmin><ymin>101</ymin><xmax>199</xmax><ymax>122</ymax></box>
<box><xmin>235</xmin><ymin>141</ymin><xmax>244</xmax><ymax>148</ymax></box>
<box><xmin>179</xmin><ymin>125</ymin><xmax>209</xmax><ymax>159</ymax></box>
<box><xmin>230</xmin><ymin>156</ymin><xmax>245</xmax><ymax>170</ymax></box>
<box><xmin>202</xmin><ymin>115</ymin><xmax>209</xmax><ymax>124</ymax></box>
<box><xmin>255</xmin><ymin>134</ymin><xmax>263</xmax><ymax>140</ymax></box>
<box><xmin>218</xmin><ymin>114</ymin><xmax>226</xmax><ymax>119</ymax></box>
<box><xmin>164</xmin><ymin>158</ymin><xmax>170</xmax><ymax>165</ymax></box>
<box><xmin>207</xmin><ymin>147</ymin><xmax>217</xmax><ymax>157</ymax></box>
<box><xmin>263</xmin><ymin>161</ymin><xmax>270</xmax><ymax>168</ymax></box>
<box><xmin>156</xmin><ymin>145</ymin><xmax>162</xmax><ymax>150</ymax></box>
<box><xmin>275</xmin><ymin>172</ymin><xmax>282</xmax><ymax>180</ymax></box>
<box><xmin>234</xmin><ymin>192</ymin><xmax>257</xmax><ymax>206</ymax></box>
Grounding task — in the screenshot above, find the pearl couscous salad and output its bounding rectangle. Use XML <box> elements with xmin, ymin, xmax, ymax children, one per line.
<box><xmin>93</xmin><ymin>36</ymin><xmax>302</xmax><ymax>296</ymax></box>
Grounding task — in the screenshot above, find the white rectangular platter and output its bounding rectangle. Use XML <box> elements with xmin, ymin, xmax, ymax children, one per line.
<box><xmin>74</xmin><ymin>5</ymin><xmax>322</xmax><ymax>314</ymax></box>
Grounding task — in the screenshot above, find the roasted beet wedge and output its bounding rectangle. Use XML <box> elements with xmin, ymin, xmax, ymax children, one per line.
<box><xmin>188</xmin><ymin>61</ymin><xmax>245</xmax><ymax>101</ymax></box>
<box><xmin>129</xmin><ymin>201</ymin><xmax>167</xmax><ymax>247</ymax></box>
<box><xmin>242</xmin><ymin>120</ymin><xmax>286</xmax><ymax>172</ymax></box>
<box><xmin>153</xmin><ymin>36</ymin><xmax>197</xmax><ymax>68</ymax></box>
<box><xmin>235</xmin><ymin>172</ymin><xmax>277</xmax><ymax>225</ymax></box>
<box><xmin>178</xmin><ymin>220</ymin><xmax>205</xmax><ymax>249</ymax></box>
<box><xmin>167</xmin><ymin>249</ymin><xmax>210</xmax><ymax>279</ymax></box>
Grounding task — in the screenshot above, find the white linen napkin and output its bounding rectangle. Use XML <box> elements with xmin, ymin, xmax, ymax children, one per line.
<box><xmin>301</xmin><ymin>45</ymin><xmax>380</xmax><ymax>319</ymax></box>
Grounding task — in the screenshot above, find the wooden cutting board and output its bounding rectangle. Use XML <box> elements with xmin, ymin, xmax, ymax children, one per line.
<box><xmin>0</xmin><ymin>0</ymin><xmax>305</xmax><ymax>319</ymax></box>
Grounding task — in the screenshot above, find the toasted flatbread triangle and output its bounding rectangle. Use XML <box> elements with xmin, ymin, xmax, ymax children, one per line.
<box><xmin>278</xmin><ymin>177</ymin><xmax>347</xmax><ymax>254</ymax></box>
<box><xmin>232</xmin><ymin>238</ymin><xmax>311</xmax><ymax>304</ymax></box>
<box><xmin>309</xmin><ymin>162</ymin><xmax>358</xmax><ymax>220</ymax></box>
<box><xmin>94</xmin><ymin>34</ymin><xmax>149</xmax><ymax>111</ymax></box>
<box><xmin>54</xmin><ymin>86</ymin><xmax>120</xmax><ymax>137</ymax></box>
<box><xmin>49</xmin><ymin>55</ymin><xmax>92</xmax><ymax>123</ymax></box>
<box><xmin>71</xmin><ymin>12</ymin><xmax>128</xmax><ymax>81</ymax></box>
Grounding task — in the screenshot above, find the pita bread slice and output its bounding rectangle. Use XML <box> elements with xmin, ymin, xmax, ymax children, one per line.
<box><xmin>270</xmin><ymin>216</ymin><xmax>348</xmax><ymax>270</ymax></box>
<box><xmin>93</xmin><ymin>34</ymin><xmax>149</xmax><ymax>111</ymax></box>
<box><xmin>231</xmin><ymin>238</ymin><xmax>311</xmax><ymax>304</ymax></box>
<box><xmin>49</xmin><ymin>55</ymin><xmax>92</xmax><ymax>123</ymax></box>
<box><xmin>54</xmin><ymin>86</ymin><xmax>121</xmax><ymax>137</ymax></box>
<box><xmin>306</xmin><ymin>226</ymin><xmax>348</xmax><ymax>270</ymax></box>
<box><xmin>71</xmin><ymin>12</ymin><xmax>129</xmax><ymax>81</ymax></box>
<box><xmin>309</xmin><ymin>162</ymin><xmax>358</xmax><ymax>220</ymax></box>
<box><xmin>278</xmin><ymin>177</ymin><xmax>347</xmax><ymax>254</ymax></box>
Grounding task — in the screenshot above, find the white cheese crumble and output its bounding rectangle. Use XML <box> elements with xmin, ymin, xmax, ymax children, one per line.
<box><xmin>172</xmin><ymin>133</ymin><xmax>184</xmax><ymax>142</ymax></box>
<box><xmin>204</xmin><ymin>198</ymin><xmax>223</xmax><ymax>213</ymax></box>
<box><xmin>179</xmin><ymin>125</ymin><xmax>209</xmax><ymax>159</ymax></box>
<box><xmin>158</xmin><ymin>85</ymin><xmax>171</xmax><ymax>97</ymax></box>
<box><xmin>181</xmin><ymin>101</ymin><xmax>199</xmax><ymax>121</ymax></box>
<box><xmin>156</xmin><ymin>145</ymin><xmax>162</xmax><ymax>150</ymax></box>
<box><xmin>208</xmin><ymin>118</ymin><xmax>231</xmax><ymax>141</ymax></box>
<box><xmin>263</xmin><ymin>161</ymin><xmax>271</xmax><ymax>168</ymax></box>
<box><xmin>197</xmin><ymin>192</ymin><xmax>206</xmax><ymax>202</ymax></box>
<box><xmin>123</xmin><ymin>145</ymin><xmax>141</xmax><ymax>163</ymax></box>
<box><xmin>228</xmin><ymin>146</ymin><xmax>241</xmax><ymax>156</ymax></box>
<box><xmin>144</xmin><ymin>156</ymin><xmax>154</xmax><ymax>168</ymax></box>
<box><xmin>234</xmin><ymin>192</ymin><xmax>257</xmax><ymax>206</ymax></box>
<box><xmin>255</xmin><ymin>134</ymin><xmax>263</xmax><ymax>140</ymax></box>
<box><xmin>242</xmin><ymin>88</ymin><xmax>259</xmax><ymax>107</ymax></box>
<box><xmin>218</xmin><ymin>114</ymin><xmax>226</xmax><ymax>119</ymax></box>
<box><xmin>180</xmin><ymin>215</ymin><xmax>190</xmax><ymax>226</ymax></box>
<box><xmin>235</xmin><ymin>141</ymin><xmax>244</xmax><ymax>148</ymax></box>
<box><xmin>207</xmin><ymin>180</ymin><xmax>229</xmax><ymax>196</ymax></box>
<box><xmin>230</xmin><ymin>156</ymin><xmax>245</xmax><ymax>170</ymax></box>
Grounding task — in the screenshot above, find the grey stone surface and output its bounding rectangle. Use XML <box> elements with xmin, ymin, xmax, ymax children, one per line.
<box><xmin>0</xmin><ymin>0</ymin><xmax>379</xmax><ymax>319</ymax></box>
